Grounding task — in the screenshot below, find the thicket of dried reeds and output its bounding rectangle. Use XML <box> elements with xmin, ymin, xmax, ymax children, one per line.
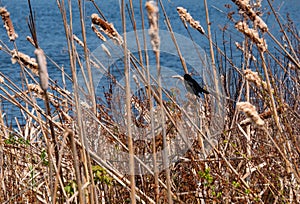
<box><xmin>0</xmin><ymin>0</ymin><xmax>299</xmax><ymax>203</ymax></box>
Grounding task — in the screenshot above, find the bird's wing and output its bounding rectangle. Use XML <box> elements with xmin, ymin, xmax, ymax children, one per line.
<box><xmin>189</xmin><ymin>78</ymin><xmax>209</xmax><ymax>95</ymax></box>
<box><xmin>185</xmin><ymin>78</ymin><xmax>200</xmax><ymax>96</ymax></box>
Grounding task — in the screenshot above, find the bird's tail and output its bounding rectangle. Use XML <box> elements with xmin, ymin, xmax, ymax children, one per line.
<box><xmin>202</xmin><ymin>89</ymin><xmax>209</xmax><ymax>95</ymax></box>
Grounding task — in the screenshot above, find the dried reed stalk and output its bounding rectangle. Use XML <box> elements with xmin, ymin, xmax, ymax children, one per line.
<box><xmin>176</xmin><ymin>7</ymin><xmax>205</xmax><ymax>34</ymax></box>
<box><xmin>266</xmin><ymin>0</ymin><xmax>300</xmax><ymax>69</ymax></box>
<box><xmin>146</xmin><ymin>1</ymin><xmax>173</xmax><ymax>203</ymax></box>
<box><xmin>142</xmin><ymin>1</ymin><xmax>160</xmax><ymax>201</ymax></box>
<box><xmin>121</xmin><ymin>0</ymin><xmax>136</xmax><ymax>203</ymax></box>
<box><xmin>91</xmin><ymin>13</ymin><xmax>122</xmax><ymax>45</ymax></box>
<box><xmin>235</xmin><ymin>42</ymin><xmax>257</xmax><ymax>61</ymax></box>
<box><xmin>11</xmin><ymin>49</ymin><xmax>39</xmax><ymax>75</ymax></box>
<box><xmin>0</xmin><ymin>7</ymin><xmax>18</xmax><ymax>41</ymax></box>
<box><xmin>157</xmin><ymin>0</ymin><xmax>188</xmax><ymax>73</ymax></box>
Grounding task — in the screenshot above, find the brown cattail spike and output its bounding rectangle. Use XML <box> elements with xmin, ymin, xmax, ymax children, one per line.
<box><xmin>34</xmin><ymin>48</ymin><xmax>49</xmax><ymax>91</ymax></box>
<box><xmin>91</xmin><ymin>14</ymin><xmax>122</xmax><ymax>45</ymax></box>
<box><xmin>26</xmin><ymin>84</ymin><xmax>54</xmax><ymax>100</ymax></box>
<box><xmin>0</xmin><ymin>7</ymin><xmax>18</xmax><ymax>41</ymax></box>
<box><xmin>145</xmin><ymin>1</ymin><xmax>160</xmax><ymax>52</ymax></box>
<box><xmin>91</xmin><ymin>24</ymin><xmax>107</xmax><ymax>42</ymax></box>
<box><xmin>235</xmin><ymin>21</ymin><xmax>267</xmax><ymax>52</ymax></box>
<box><xmin>243</xmin><ymin>69</ymin><xmax>272</xmax><ymax>92</ymax></box>
<box><xmin>177</xmin><ymin>7</ymin><xmax>205</xmax><ymax>34</ymax></box>
<box><xmin>232</xmin><ymin>0</ymin><xmax>268</xmax><ymax>32</ymax></box>
<box><xmin>11</xmin><ymin>49</ymin><xmax>38</xmax><ymax>75</ymax></box>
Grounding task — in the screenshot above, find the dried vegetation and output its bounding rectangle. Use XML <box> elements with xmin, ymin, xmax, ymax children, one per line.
<box><xmin>0</xmin><ymin>0</ymin><xmax>299</xmax><ymax>203</ymax></box>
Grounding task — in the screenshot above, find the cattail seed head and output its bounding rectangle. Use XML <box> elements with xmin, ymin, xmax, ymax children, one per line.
<box><xmin>91</xmin><ymin>24</ymin><xmax>107</xmax><ymax>42</ymax></box>
<box><xmin>145</xmin><ymin>0</ymin><xmax>160</xmax><ymax>52</ymax></box>
<box><xmin>243</xmin><ymin>69</ymin><xmax>272</xmax><ymax>92</ymax></box>
<box><xmin>34</xmin><ymin>48</ymin><xmax>48</xmax><ymax>91</ymax></box>
<box><xmin>237</xmin><ymin>102</ymin><xmax>265</xmax><ymax>127</ymax></box>
<box><xmin>235</xmin><ymin>21</ymin><xmax>267</xmax><ymax>52</ymax></box>
<box><xmin>11</xmin><ymin>49</ymin><xmax>39</xmax><ymax>75</ymax></box>
<box><xmin>28</xmin><ymin>84</ymin><xmax>44</xmax><ymax>98</ymax></box>
<box><xmin>0</xmin><ymin>7</ymin><xmax>18</xmax><ymax>41</ymax></box>
<box><xmin>232</xmin><ymin>0</ymin><xmax>268</xmax><ymax>32</ymax></box>
<box><xmin>177</xmin><ymin>7</ymin><xmax>205</xmax><ymax>34</ymax></box>
<box><xmin>91</xmin><ymin>14</ymin><xmax>122</xmax><ymax>45</ymax></box>
<box><xmin>27</xmin><ymin>84</ymin><xmax>54</xmax><ymax>100</ymax></box>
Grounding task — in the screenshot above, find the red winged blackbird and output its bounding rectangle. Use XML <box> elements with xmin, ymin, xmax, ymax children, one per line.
<box><xmin>184</xmin><ymin>74</ymin><xmax>209</xmax><ymax>97</ymax></box>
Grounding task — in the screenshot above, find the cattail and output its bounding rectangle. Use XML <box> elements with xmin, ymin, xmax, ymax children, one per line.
<box><xmin>243</xmin><ymin>69</ymin><xmax>272</xmax><ymax>92</ymax></box>
<box><xmin>232</xmin><ymin>0</ymin><xmax>268</xmax><ymax>32</ymax></box>
<box><xmin>237</xmin><ymin>102</ymin><xmax>265</xmax><ymax>127</ymax></box>
<box><xmin>235</xmin><ymin>21</ymin><xmax>267</xmax><ymax>52</ymax></box>
<box><xmin>27</xmin><ymin>84</ymin><xmax>46</xmax><ymax>99</ymax></box>
<box><xmin>28</xmin><ymin>84</ymin><xmax>43</xmax><ymax>95</ymax></box>
<box><xmin>91</xmin><ymin>24</ymin><xmax>107</xmax><ymax>42</ymax></box>
<box><xmin>241</xmin><ymin>103</ymin><xmax>287</xmax><ymax>126</ymax></box>
<box><xmin>253</xmin><ymin>16</ymin><xmax>268</xmax><ymax>32</ymax></box>
<box><xmin>11</xmin><ymin>49</ymin><xmax>39</xmax><ymax>75</ymax></box>
<box><xmin>244</xmin><ymin>69</ymin><xmax>263</xmax><ymax>86</ymax></box>
<box><xmin>27</xmin><ymin>84</ymin><xmax>54</xmax><ymax>100</ymax></box>
<box><xmin>145</xmin><ymin>0</ymin><xmax>160</xmax><ymax>52</ymax></box>
<box><xmin>91</xmin><ymin>14</ymin><xmax>122</xmax><ymax>45</ymax></box>
<box><xmin>0</xmin><ymin>7</ymin><xmax>18</xmax><ymax>41</ymax></box>
<box><xmin>177</xmin><ymin>7</ymin><xmax>205</xmax><ymax>34</ymax></box>
<box><xmin>73</xmin><ymin>34</ymin><xmax>84</xmax><ymax>47</ymax></box>
<box><xmin>14</xmin><ymin>83</ymin><xmax>54</xmax><ymax>100</ymax></box>
<box><xmin>34</xmin><ymin>48</ymin><xmax>48</xmax><ymax>91</ymax></box>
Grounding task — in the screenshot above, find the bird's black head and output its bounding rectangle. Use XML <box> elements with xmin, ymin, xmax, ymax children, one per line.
<box><xmin>184</xmin><ymin>74</ymin><xmax>192</xmax><ymax>81</ymax></box>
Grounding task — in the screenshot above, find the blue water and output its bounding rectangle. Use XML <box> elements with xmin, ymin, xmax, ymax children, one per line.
<box><xmin>0</xmin><ymin>0</ymin><xmax>299</xmax><ymax>125</ymax></box>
